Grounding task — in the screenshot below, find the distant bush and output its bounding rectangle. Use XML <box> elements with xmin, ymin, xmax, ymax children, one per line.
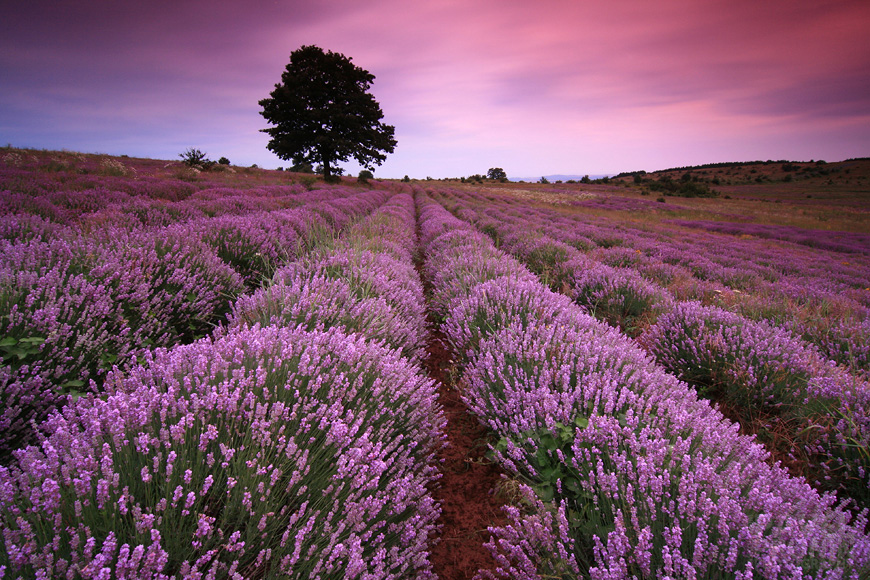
<box><xmin>99</xmin><ymin>158</ymin><xmax>130</xmax><ymax>177</ymax></box>
<box><xmin>290</xmin><ymin>161</ymin><xmax>314</xmax><ymax>173</ymax></box>
<box><xmin>648</xmin><ymin>176</ymin><xmax>718</xmax><ymax>198</ymax></box>
<box><xmin>358</xmin><ymin>169</ymin><xmax>374</xmax><ymax>183</ymax></box>
<box><xmin>487</xmin><ymin>167</ymin><xmax>507</xmax><ymax>181</ymax></box>
<box><xmin>172</xmin><ymin>166</ymin><xmax>202</xmax><ymax>181</ymax></box>
<box><xmin>179</xmin><ymin>148</ymin><xmax>213</xmax><ymax>170</ymax></box>
<box><xmin>218</xmin><ymin>156</ymin><xmax>230</xmax><ymax>165</ymax></box>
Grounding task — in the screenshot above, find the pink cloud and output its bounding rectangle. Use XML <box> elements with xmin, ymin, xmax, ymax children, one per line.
<box><xmin>2</xmin><ymin>0</ymin><xmax>867</xmax><ymax>176</ymax></box>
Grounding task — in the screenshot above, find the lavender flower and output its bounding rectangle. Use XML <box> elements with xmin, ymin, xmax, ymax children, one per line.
<box><xmin>0</xmin><ymin>325</ymin><xmax>444</xmax><ymax>579</ymax></box>
<box><xmin>415</xmin><ymin>191</ymin><xmax>870</xmax><ymax>579</ymax></box>
<box><xmin>641</xmin><ymin>301</ymin><xmax>870</xmax><ymax>506</ymax></box>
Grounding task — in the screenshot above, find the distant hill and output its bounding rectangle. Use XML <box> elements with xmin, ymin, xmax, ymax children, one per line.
<box><xmin>509</xmin><ymin>174</ymin><xmax>612</xmax><ymax>183</ymax></box>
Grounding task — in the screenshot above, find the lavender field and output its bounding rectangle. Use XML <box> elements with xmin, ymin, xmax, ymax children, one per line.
<box><xmin>1</xmin><ymin>149</ymin><xmax>869</xmax><ymax>579</ymax></box>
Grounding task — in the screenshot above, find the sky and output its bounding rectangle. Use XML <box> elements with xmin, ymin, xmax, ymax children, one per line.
<box><xmin>2</xmin><ymin>0</ymin><xmax>869</xmax><ymax>179</ymax></box>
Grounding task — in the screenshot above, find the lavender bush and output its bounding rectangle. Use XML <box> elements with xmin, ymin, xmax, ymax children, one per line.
<box><xmin>419</xmin><ymin>222</ymin><xmax>536</xmax><ymax>317</ymax></box>
<box><xmin>193</xmin><ymin>212</ymin><xmax>300</xmax><ymax>289</ymax></box>
<box><xmin>798</xmin><ymin>315</ymin><xmax>870</xmax><ymax>378</ymax></box>
<box><xmin>442</xmin><ymin>275</ymin><xmax>578</xmax><ymax>369</ymax></box>
<box><xmin>96</xmin><ymin>224</ymin><xmax>245</xmax><ymax>346</ymax></box>
<box><xmin>229</xmin><ymin>252</ymin><xmax>427</xmax><ymax>361</ymax></box>
<box><xmin>471</xmin><ymin>318</ymin><xmax>869</xmax><ymax>578</ymax></box>
<box><xmin>0</xmin><ymin>325</ymin><xmax>444</xmax><ymax>579</ymax></box>
<box><xmin>641</xmin><ymin>301</ymin><xmax>870</xmax><ymax>507</ymax></box>
<box><xmin>415</xmin><ymin>192</ymin><xmax>870</xmax><ymax>579</ymax></box>
<box><xmin>434</xmin><ymin>186</ymin><xmax>870</xmax><ymax>371</ymax></box>
<box><xmin>230</xmin><ymin>193</ymin><xmax>428</xmax><ymax>361</ymax></box>
<box><xmin>437</xmin><ymin>195</ymin><xmax>672</xmax><ymax>335</ymax></box>
<box><xmin>0</xmin><ymin>237</ymin><xmax>135</xmax><ymax>458</ymax></box>
<box><xmin>0</xmin><ymin>183</ymin><xmax>393</xmax><ymax>465</ymax></box>
<box><xmin>566</xmin><ymin>256</ymin><xmax>672</xmax><ymax>336</ymax></box>
<box><xmin>0</xmin><ymin>214</ymin><xmax>60</xmax><ymax>243</ymax></box>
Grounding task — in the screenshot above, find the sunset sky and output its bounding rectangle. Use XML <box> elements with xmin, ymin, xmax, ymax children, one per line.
<box><xmin>2</xmin><ymin>0</ymin><xmax>868</xmax><ymax>178</ymax></box>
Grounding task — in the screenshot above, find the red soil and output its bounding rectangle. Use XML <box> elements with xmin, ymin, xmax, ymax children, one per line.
<box><xmin>424</xmin><ymin>328</ymin><xmax>510</xmax><ymax>579</ymax></box>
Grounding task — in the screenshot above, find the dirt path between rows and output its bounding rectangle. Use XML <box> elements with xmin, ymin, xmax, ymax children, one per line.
<box><xmin>423</xmin><ymin>325</ymin><xmax>509</xmax><ymax>579</ymax></box>
<box><xmin>413</xmin><ymin>250</ymin><xmax>509</xmax><ymax>578</ymax></box>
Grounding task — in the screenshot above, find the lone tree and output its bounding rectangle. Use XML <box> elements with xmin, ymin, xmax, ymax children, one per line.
<box><xmin>259</xmin><ymin>45</ymin><xmax>397</xmax><ymax>182</ymax></box>
<box><xmin>487</xmin><ymin>167</ymin><xmax>507</xmax><ymax>181</ymax></box>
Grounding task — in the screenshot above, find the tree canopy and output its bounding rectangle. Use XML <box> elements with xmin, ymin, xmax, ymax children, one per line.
<box><xmin>487</xmin><ymin>167</ymin><xmax>507</xmax><ymax>181</ymax></box>
<box><xmin>259</xmin><ymin>45</ymin><xmax>397</xmax><ymax>182</ymax></box>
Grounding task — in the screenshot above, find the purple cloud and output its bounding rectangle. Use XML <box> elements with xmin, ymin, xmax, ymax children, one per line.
<box><xmin>1</xmin><ymin>0</ymin><xmax>867</xmax><ymax>176</ymax></box>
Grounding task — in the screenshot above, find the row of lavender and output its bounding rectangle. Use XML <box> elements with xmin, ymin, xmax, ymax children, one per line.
<box><xmin>416</xmin><ymin>191</ymin><xmax>870</xmax><ymax>579</ymax></box>
<box><xmin>0</xmin><ymin>187</ymin><xmax>389</xmax><ymax>461</ymax></box>
<box><xmin>0</xmin><ymin>192</ymin><xmax>446</xmax><ymax>578</ymax></box>
<box><xmin>434</xmin><ymin>188</ymin><xmax>870</xmax><ymax>509</ymax></box>
<box><xmin>435</xmin><ymin>188</ymin><xmax>870</xmax><ymax>377</ymax></box>
<box><xmin>1</xmin><ymin>149</ymin><xmax>312</xmax><ymax>207</ymax></box>
<box><xmin>0</xmin><ymin>183</ymin><xmax>371</xmax><ymax>236</ymax></box>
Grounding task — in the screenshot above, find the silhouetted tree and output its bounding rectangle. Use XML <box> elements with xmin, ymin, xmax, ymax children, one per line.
<box><xmin>289</xmin><ymin>161</ymin><xmax>314</xmax><ymax>173</ymax></box>
<box><xmin>179</xmin><ymin>148</ymin><xmax>212</xmax><ymax>169</ymax></box>
<box><xmin>487</xmin><ymin>167</ymin><xmax>507</xmax><ymax>181</ymax></box>
<box><xmin>259</xmin><ymin>45</ymin><xmax>397</xmax><ymax>182</ymax></box>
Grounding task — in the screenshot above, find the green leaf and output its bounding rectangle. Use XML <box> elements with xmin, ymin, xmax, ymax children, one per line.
<box><xmin>559</xmin><ymin>425</ymin><xmax>578</xmax><ymax>443</ymax></box>
<box><xmin>535</xmin><ymin>483</ymin><xmax>555</xmax><ymax>502</ymax></box>
<box><xmin>539</xmin><ymin>432</ymin><xmax>557</xmax><ymax>451</ymax></box>
<box><xmin>574</xmin><ymin>415</ymin><xmax>589</xmax><ymax>429</ymax></box>
<box><xmin>0</xmin><ymin>337</ymin><xmax>18</xmax><ymax>347</ymax></box>
<box><xmin>563</xmin><ymin>476</ymin><xmax>582</xmax><ymax>494</ymax></box>
<box><xmin>535</xmin><ymin>448</ymin><xmax>551</xmax><ymax>469</ymax></box>
<box><xmin>540</xmin><ymin>466</ymin><xmax>565</xmax><ymax>481</ymax></box>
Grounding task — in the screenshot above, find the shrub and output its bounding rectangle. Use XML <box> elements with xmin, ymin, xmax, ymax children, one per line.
<box><xmin>443</xmin><ymin>275</ymin><xmax>577</xmax><ymax>369</ymax></box>
<box><xmin>640</xmin><ymin>301</ymin><xmax>870</xmax><ymax>506</ymax></box>
<box><xmin>230</xmin><ymin>249</ymin><xmax>428</xmax><ymax>361</ymax></box>
<box><xmin>298</xmin><ymin>175</ymin><xmax>317</xmax><ymax>190</ymax></box>
<box><xmin>567</xmin><ymin>257</ymin><xmax>672</xmax><ymax>336</ymax></box>
<box><xmin>100</xmin><ymin>158</ymin><xmax>131</xmax><ymax>177</ymax></box>
<box><xmin>0</xmin><ymin>325</ymin><xmax>444</xmax><ymax>578</ymax></box>
<box><xmin>194</xmin><ymin>213</ymin><xmax>299</xmax><ymax>289</ymax></box>
<box><xmin>178</xmin><ymin>148</ymin><xmax>213</xmax><ymax>170</ymax></box>
<box><xmin>86</xmin><ymin>225</ymin><xmax>244</xmax><ymax>347</ymax></box>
